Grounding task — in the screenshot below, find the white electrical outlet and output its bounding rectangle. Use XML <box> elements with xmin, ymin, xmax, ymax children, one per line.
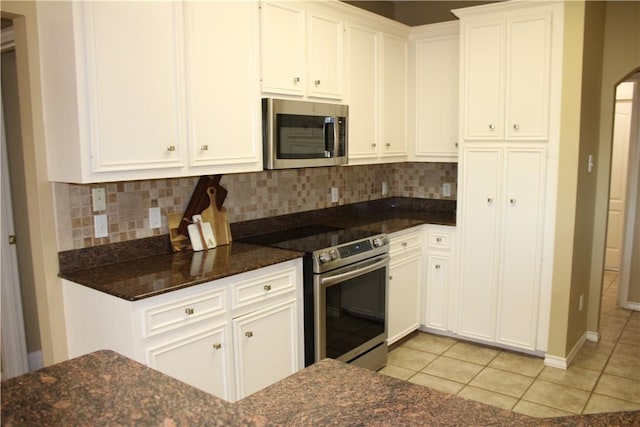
<box><xmin>588</xmin><ymin>154</ymin><xmax>594</xmax><ymax>173</ymax></box>
<box><xmin>149</xmin><ymin>207</ymin><xmax>161</xmax><ymax>229</ymax></box>
<box><xmin>443</xmin><ymin>183</ymin><xmax>452</xmax><ymax>197</ymax></box>
<box><xmin>92</xmin><ymin>188</ymin><xmax>106</xmax><ymax>211</ymax></box>
<box><xmin>94</xmin><ymin>214</ymin><xmax>108</xmax><ymax>238</ymax></box>
<box><xmin>331</xmin><ymin>187</ymin><xmax>339</xmax><ymax>203</ymax></box>
<box><xmin>382</xmin><ymin>182</ymin><xmax>388</xmax><ymax>196</ymax></box>
<box><xmin>579</xmin><ymin>294</ymin><xmax>584</xmax><ymax>311</ymax></box>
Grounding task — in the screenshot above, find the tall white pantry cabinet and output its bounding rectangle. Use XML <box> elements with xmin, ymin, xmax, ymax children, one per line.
<box><xmin>453</xmin><ymin>2</ymin><xmax>563</xmax><ymax>353</ymax></box>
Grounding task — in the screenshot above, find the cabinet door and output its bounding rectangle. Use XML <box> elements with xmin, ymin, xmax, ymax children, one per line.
<box><xmin>381</xmin><ymin>33</ymin><xmax>408</xmax><ymax>157</ymax></box>
<box><xmin>461</xmin><ymin>20</ymin><xmax>504</xmax><ymax>140</ymax></box>
<box><xmin>307</xmin><ymin>12</ymin><xmax>343</xmax><ymax>99</ymax></box>
<box><xmin>346</xmin><ymin>24</ymin><xmax>379</xmax><ymax>162</ymax></box>
<box><xmin>82</xmin><ymin>1</ymin><xmax>186</xmax><ymax>172</ymax></box>
<box><xmin>184</xmin><ymin>1</ymin><xmax>261</xmax><ymax>172</ymax></box>
<box><xmin>414</xmin><ymin>32</ymin><xmax>459</xmax><ymax>160</ymax></box>
<box><xmin>388</xmin><ymin>253</ymin><xmax>423</xmax><ymax>344</ymax></box>
<box><xmin>496</xmin><ymin>149</ymin><xmax>546</xmax><ymax>349</ymax></box>
<box><xmin>424</xmin><ymin>253</ymin><xmax>450</xmax><ymax>331</ymax></box>
<box><xmin>504</xmin><ymin>14</ymin><xmax>551</xmax><ymax>140</ymax></box>
<box><xmin>146</xmin><ymin>323</ymin><xmax>234</xmax><ymax>400</ymax></box>
<box><xmin>260</xmin><ymin>1</ymin><xmax>306</xmax><ymax>95</ymax></box>
<box><xmin>457</xmin><ymin>148</ymin><xmax>501</xmax><ymax>340</ymax></box>
<box><xmin>233</xmin><ymin>300</ymin><xmax>299</xmax><ymax>400</ymax></box>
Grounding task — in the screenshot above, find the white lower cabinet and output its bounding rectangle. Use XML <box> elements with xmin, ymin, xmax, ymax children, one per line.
<box><xmin>423</xmin><ymin>226</ymin><xmax>456</xmax><ymax>332</ymax></box>
<box><xmin>387</xmin><ymin>227</ymin><xmax>424</xmax><ymax>345</ymax></box>
<box><xmin>233</xmin><ymin>300</ymin><xmax>298</xmax><ymax>399</ymax></box>
<box><xmin>147</xmin><ymin>322</ymin><xmax>234</xmax><ymax>401</ymax></box>
<box><xmin>62</xmin><ymin>259</ymin><xmax>303</xmax><ymax>402</ymax></box>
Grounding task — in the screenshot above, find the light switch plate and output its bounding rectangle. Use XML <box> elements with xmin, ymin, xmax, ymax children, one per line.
<box><xmin>382</xmin><ymin>182</ymin><xmax>388</xmax><ymax>196</ymax></box>
<box><xmin>92</xmin><ymin>188</ymin><xmax>106</xmax><ymax>211</ymax></box>
<box><xmin>149</xmin><ymin>207</ymin><xmax>161</xmax><ymax>229</ymax></box>
<box><xmin>442</xmin><ymin>183</ymin><xmax>451</xmax><ymax>197</ymax></box>
<box><xmin>331</xmin><ymin>187</ymin><xmax>339</xmax><ymax>203</ymax></box>
<box><xmin>94</xmin><ymin>214</ymin><xmax>108</xmax><ymax>238</ymax></box>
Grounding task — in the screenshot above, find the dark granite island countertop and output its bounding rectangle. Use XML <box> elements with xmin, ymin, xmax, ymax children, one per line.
<box><xmin>3</xmin><ymin>350</ymin><xmax>639</xmax><ymax>426</ymax></box>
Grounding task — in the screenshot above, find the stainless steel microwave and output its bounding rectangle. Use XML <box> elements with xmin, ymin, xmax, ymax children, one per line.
<box><xmin>262</xmin><ymin>98</ymin><xmax>348</xmax><ymax>170</ymax></box>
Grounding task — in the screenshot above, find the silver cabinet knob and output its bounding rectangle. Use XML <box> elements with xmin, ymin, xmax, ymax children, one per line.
<box><xmin>293</xmin><ymin>77</ymin><xmax>300</xmax><ymax>83</ymax></box>
<box><xmin>510</xmin><ymin>199</ymin><xmax>516</xmax><ymax>205</ymax></box>
<box><xmin>487</xmin><ymin>198</ymin><xmax>494</xmax><ymax>203</ymax></box>
<box><xmin>245</xmin><ymin>331</ymin><xmax>253</xmax><ymax>338</ymax></box>
<box><xmin>385</xmin><ymin>142</ymin><xmax>391</xmax><ymax>148</ymax></box>
<box><xmin>513</xmin><ymin>124</ymin><xmax>520</xmax><ymax>130</ymax></box>
<box><xmin>213</xmin><ymin>343</ymin><xmax>221</xmax><ymax>350</ymax></box>
<box><xmin>167</xmin><ymin>145</ymin><xmax>176</xmax><ymax>152</ymax></box>
<box><xmin>436</xmin><ymin>237</ymin><xmax>442</xmax><ymax>243</ymax></box>
<box><xmin>315</xmin><ymin>79</ymin><xmax>321</xmax><ymax>85</ymax></box>
<box><xmin>389</xmin><ymin>276</ymin><xmax>393</xmax><ymax>280</ymax></box>
<box><xmin>435</xmin><ymin>265</ymin><xmax>441</xmax><ymax>269</ymax></box>
<box><xmin>201</xmin><ymin>145</ymin><xmax>208</xmax><ymax>151</ymax></box>
<box><xmin>488</xmin><ymin>124</ymin><xmax>495</xmax><ymax>130</ymax></box>
<box><xmin>185</xmin><ymin>308</ymin><xmax>194</xmax><ymax>315</ymax></box>
<box><xmin>402</xmin><ymin>242</ymin><xmax>408</xmax><ymax>247</ymax></box>
<box><xmin>455</xmin><ymin>142</ymin><xmax>459</xmax><ymax>148</ymax></box>
<box><xmin>264</xmin><ymin>284</ymin><xmax>272</xmax><ymax>291</ymax></box>
<box><xmin>371</xmin><ymin>143</ymin><xmax>376</xmax><ymax>148</ymax></box>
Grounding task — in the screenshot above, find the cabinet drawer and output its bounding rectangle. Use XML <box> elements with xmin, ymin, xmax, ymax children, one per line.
<box><xmin>143</xmin><ymin>288</ymin><xmax>227</xmax><ymax>338</ymax></box>
<box><xmin>389</xmin><ymin>230</ymin><xmax>423</xmax><ymax>255</ymax></box>
<box><xmin>232</xmin><ymin>267</ymin><xmax>296</xmax><ymax>310</ymax></box>
<box><xmin>428</xmin><ymin>231</ymin><xmax>451</xmax><ymax>250</ymax></box>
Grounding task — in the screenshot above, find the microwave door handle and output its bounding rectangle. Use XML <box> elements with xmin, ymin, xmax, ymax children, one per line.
<box><xmin>324</xmin><ymin>119</ymin><xmax>335</xmax><ymax>158</ymax></box>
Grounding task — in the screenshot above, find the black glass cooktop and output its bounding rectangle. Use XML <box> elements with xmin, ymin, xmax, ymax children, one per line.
<box><xmin>238</xmin><ymin>224</ymin><xmax>377</xmax><ymax>253</ymax></box>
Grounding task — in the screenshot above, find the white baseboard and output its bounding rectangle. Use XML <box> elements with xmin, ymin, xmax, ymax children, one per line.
<box><xmin>28</xmin><ymin>350</ymin><xmax>43</xmax><ymax>372</ymax></box>
<box><xmin>544</xmin><ymin>332</ymin><xmax>586</xmax><ymax>370</ymax></box>
<box><xmin>622</xmin><ymin>301</ymin><xmax>640</xmax><ymax>311</ymax></box>
<box><xmin>586</xmin><ymin>331</ymin><xmax>600</xmax><ymax>342</ymax></box>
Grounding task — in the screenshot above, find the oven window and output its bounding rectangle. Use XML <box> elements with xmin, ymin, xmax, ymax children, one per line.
<box><xmin>277</xmin><ymin>114</ymin><xmax>333</xmax><ymax>159</ymax></box>
<box><xmin>324</xmin><ymin>268</ymin><xmax>386</xmax><ymax>360</ymax></box>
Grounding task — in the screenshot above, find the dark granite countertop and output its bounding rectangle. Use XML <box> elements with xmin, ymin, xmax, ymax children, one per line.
<box><xmin>59</xmin><ymin>242</ymin><xmax>304</xmax><ymax>301</ymax></box>
<box><xmin>59</xmin><ymin>198</ymin><xmax>455</xmax><ymax>301</ymax></box>
<box><xmin>3</xmin><ymin>350</ymin><xmax>638</xmax><ymax>426</ymax></box>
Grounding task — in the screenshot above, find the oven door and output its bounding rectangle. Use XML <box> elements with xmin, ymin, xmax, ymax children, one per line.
<box><xmin>314</xmin><ymin>254</ymin><xmax>389</xmax><ymax>365</ymax></box>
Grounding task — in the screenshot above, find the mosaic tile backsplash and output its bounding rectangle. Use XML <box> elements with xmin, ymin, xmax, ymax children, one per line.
<box><xmin>54</xmin><ymin>162</ymin><xmax>457</xmax><ymax>250</ymax></box>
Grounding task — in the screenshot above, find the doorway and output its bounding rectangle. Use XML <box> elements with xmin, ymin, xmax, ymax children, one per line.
<box><xmin>606</xmin><ymin>73</ymin><xmax>640</xmax><ymax>311</ymax></box>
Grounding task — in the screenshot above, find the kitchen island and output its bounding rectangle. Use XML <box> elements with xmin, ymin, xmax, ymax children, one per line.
<box><xmin>2</xmin><ymin>350</ymin><xmax>638</xmax><ymax>426</ymax></box>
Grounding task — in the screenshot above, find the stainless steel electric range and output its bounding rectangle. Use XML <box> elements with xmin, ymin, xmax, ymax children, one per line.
<box><xmin>240</xmin><ymin>225</ymin><xmax>390</xmax><ymax>371</ymax></box>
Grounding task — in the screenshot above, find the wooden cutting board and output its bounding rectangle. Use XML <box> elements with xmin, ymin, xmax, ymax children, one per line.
<box><xmin>201</xmin><ymin>187</ymin><xmax>232</xmax><ymax>246</ymax></box>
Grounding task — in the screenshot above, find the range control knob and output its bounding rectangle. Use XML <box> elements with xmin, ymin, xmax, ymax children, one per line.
<box><xmin>318</xmin><ymin>252</ymin><xmax>332</xmax><ymax>263</ymax></box>
<box><xmin>372</xmin><ymin>237</ymin><xmax>386</xmax><ymax>247</ymax></box>
<box><xmin>329</xmin><ymin>249</ymin><xmax>339</xmax><ymax>260</ymax></box>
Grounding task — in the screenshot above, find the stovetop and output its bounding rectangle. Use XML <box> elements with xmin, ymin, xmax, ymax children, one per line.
<box><xmin>238</xmin><ymin>224</ymin><xmax>378</xmax><ymax>253</ymax></box>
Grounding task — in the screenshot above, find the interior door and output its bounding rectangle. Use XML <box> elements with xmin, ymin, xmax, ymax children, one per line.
<box><xmin>606</xmin><ymin>82</ymin><xmax>633</xmax><ymax>270</ymax></box>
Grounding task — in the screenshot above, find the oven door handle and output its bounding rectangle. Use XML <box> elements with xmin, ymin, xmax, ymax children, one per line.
<box><xmin>320</xmin><ymin>255</ymin><xmax>389</xmax><ymax>287</ymax></box>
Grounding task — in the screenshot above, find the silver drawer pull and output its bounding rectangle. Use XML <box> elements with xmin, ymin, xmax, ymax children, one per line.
<box><xmin>371</xmin><ymin>143</ymin><xmax>376</xmax><ymax>148</ymax></box>
<box><xmin>315</xmin><ymin>79</ymin><xmax>321</xmax><ymax>85</ymax></box>
<box><xmin>402</xmin><ymin>242</ymin><xmax>408</xmax><ymax>247</ymax></box>
<box><xmin>167</xmin><ymin>145</ymin><xmax>176</xmax><ymax>152</ymax></box>
<box><xmin>185</xmin><ymin>308</ymin><xmax>194</xmax><ymax>315</ymax></box>
<box><xmin>513</xmin><ymin>124</ymin><xmax>520</xmax><ymax>130</ymax></box>
<box><xmin>436</xmin><ymin>237</ymin><xmax>442</xmax><ymax>243</ymax></box>
<box><xmin>488</xmin><ymin>124</ymin><xmax>495</xmax><ymax>130</ymax></box>
<box><xmin>487</xmin><ymin>198</ymin><xmax>494</xmax><ymax>204</ymax></box>
<box><xmin>510</xmin><ymin>199</ymin><xmax>516</xmax><ymax>205</ymax></box>
<box><xmin>245</xmin><ymin>331</ymin><xmax>253</xmax><ymax>338</ymax></box>
<box><xmin>201</xmin><ymin>145</ymin><xmax>208</xmax><ymax>151</ymax></box>
<box><xmin>213</xmin><ymin>343</ymin><xmax>221</xmax><ymax>350</ymax></box>
<box><xmin>264</xmin><ymin>284</ymin><xmax>272</xmax><ymax>291</ymax></box>
<box><xmin>435</xmin><ymin>265</ymin><xmax>441</xmax><ymax>269</ymax></box>
<box><xmin>389</xmin><ymin>276</ymin><xmax>393</xmax><ymax>280</ymax></box>
<box><xmin>293</xmin><ymin>77</ymin><xmax>300</xmax><ymax>83</ymax></box>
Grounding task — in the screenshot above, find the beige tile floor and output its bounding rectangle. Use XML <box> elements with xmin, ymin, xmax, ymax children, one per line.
<box><xmin>380</xmin><ymin>271</ymin><xmax>640</xmax><ymax>417</ymax></box>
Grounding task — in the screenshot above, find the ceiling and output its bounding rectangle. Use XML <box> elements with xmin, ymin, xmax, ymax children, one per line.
<box><xmin>341</xmin><ymin>1</ymin><xmax>498</xmax><ymax>26</ymax></box>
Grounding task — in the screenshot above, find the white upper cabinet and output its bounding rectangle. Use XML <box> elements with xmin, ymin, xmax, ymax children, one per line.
<box><xmin>260</xmin><ymin>1</ymin><xmax>344</xmax><ymax>100</ymax></box>
<box><xmin>260</xmin><ymin>1</ymin><xmax>306</xmax><ymax>96</ymax></box>
<box><xmin>346</xmin><ymin>21</ymin><xmax>409</xmax><ymax>165</ymax></box>
<box><xmin>409</xmin><ymin>22</ymin><xmax>459</xmax><ymax>162</ymax></box>
<box><xmin>37</xmin><ymin>1</ymin><xmax>262</xmax><ymax>183</ymax></box>
<box><xmin>184</xmin><ymin>1</ymin><xmax>261</xmax><ymax>173</ymax></box>
<box><xmin>307</xmin><ymin>11</ymin><xmax>344</xmax><ymax>99</ymax></box>
<box><xmin>457</xmin><ymin>5</ymin><xmax>553</xmax><ymax>141</ymax></box>
<box><xmin>381</xmin><ymin>33</ymin><xmax>408</xmax><ymax>157</ymax></box>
